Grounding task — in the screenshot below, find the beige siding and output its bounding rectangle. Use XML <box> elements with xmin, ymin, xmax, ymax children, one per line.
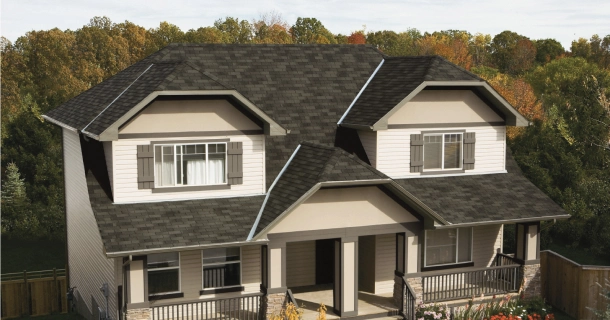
<box><xmin>112</xmin><ymin>135</ymin><xmax>265</xmax><ymax>203</ymax></box>
<box><xmin>286</xmin><ymin>241</ymin><xmax>316</xmax><ymax>287</ymax></box>
<box><xmin>375</xmin><ymin>234</ymin><xmax>395</xmax><ymax>294</ymax></box>
<box><xmin>63</xmin><ymin>129</ymin><xmax>116</xmax><ymax>320</ymax></box>
<box><xmin>179</xmin><ymin>250</ymin><xmax>202</xmax><ymax>300</ymax></box>
<box><xmin>268</xmin><ymin>186</ymin><xmax>419</xmax><ymax>235</ymax></box>
<box><xmin>119</xmin><ymin>99</ymin><xmax>262</xmax><ymax>134</ymax></box>
<box><xmin>387</xmin><ymin>90</ymin><xmax>504</xmax><ymax>125</ymax></box>
<box><xmin>376</xmin><ymin>125</ymin><xmax>506</xmax><ymax>178</ymax></box>
<box><xmin>103</xmin><ymin>141</ymin><xmax>113</xmax><ymax>193</ymax></box>
<box><xmin>242</xmin><ymin>245</ymin><xmax>261</xmax><ymax>293</ymax></box>
<box><xmin>358</xmin><ymin>131</ymin><xmax>377</xmax><ymax>167</ymax></box>
<box><xmin>473</xmin><ymin>224</ymin><xmax>503</xmax><ymax>267</ymax></box>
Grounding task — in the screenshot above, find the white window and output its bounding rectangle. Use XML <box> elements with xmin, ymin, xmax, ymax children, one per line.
<box><xmin>424</xmin><ymin>227</ymin><xmax>472</xmax><ymax>267</ymax></box>
<box><xmin>423</xmin><ymin>133</ymin><xmax>462</xmax><ymax>171</ymax></box>
<box><xmin>148</xmin><ymin>252</ymin><xmax>180</xmax><ymax>295</ymax></box>
<box><xmin>202</xmin><ymin>247</ymin><xmax>241</xmax><ymax>289</ymax></box>
<box><xmin>154</xmin><ymin>143</ymin><xmax>226</xmax><ymax>187</ymax></box>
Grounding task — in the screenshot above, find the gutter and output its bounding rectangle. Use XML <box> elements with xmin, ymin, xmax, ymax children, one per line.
<box><xmin>41</xmin><ymin>115</ymin><xmax>78</xmax><ymax>132</ymax></box>
<box><xmin>246</xmin><ymin>144</ymin><xmax>302</xmax><ymax>240</ymax></box>
<box><xmin>431</xmin><ymin>214</ymin><xmax>571</xmax><ymax>230</ymax></box>
<box><xmin>106</xmin><ymin>239</ymin><xmax>269</xmax><ymax>258</ymax></box>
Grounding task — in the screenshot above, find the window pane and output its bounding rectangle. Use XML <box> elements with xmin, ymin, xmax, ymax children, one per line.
<box><xmin>424</xmin><ymin>135</ymin><xmax>442</xmax><ymax>170</ymax></box>
<box><xmin>217</xmin><ymin>144</ymin><xmax>226</xmax><ymax>153</ymax></box>
<box><xmin>426</xmin><ymin>229</ymin><xmax>457</xmax><ymax>266</ymax></box>
<box><xmin>196</xmin><ymin>144</ymin><xmax>205</xmax><ymax>154</ymax></box>
<box><xmin>155</xmin><ymin>146</ymin><xmax>175</xmax><ymax>186</ymax></box>
<box><xmin>208</xmin><ymin>153</ymin><xmax>226</xmax><ymax>184</ymax></box>
<box><xmin>458</xmin><ymin>228</ymin><xmax>472</xmax><ymax>262</ymax></box>
<box><xmin>148</xmin><ymin>252</ymin><xmax>179</xmax><ymax>269</ymax></box>
<box><xmin>185</xmin><ymin>145</ymin><xmax>196</xmax><ymax>154</ymax></box>
<box><xmin>444</xmin><ymin>134</ymin><xmax>462</xmax><ymax>169</ymax></box>
<box><xmin>183</xmin><ymin>153</ymin><xmax>206</xmax><ymax>185</ymax></box>
<box><xmin>202</xmin><ymin>247</ymin><xmax>240</xmax><ymax>265</ymax></box>
<box><xmin>148</xmin><ymin>269</ymin><xmax>179</xmax><ymax>294</ymax></box>
<box><xmin>203</xmin><ymin>263</ymin><xmax>241</xmax><ymax>288</ymax></box>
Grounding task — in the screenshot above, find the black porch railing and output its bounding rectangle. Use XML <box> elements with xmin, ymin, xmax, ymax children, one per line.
<box><xmin>495</xmin><ymin>253</ymin><xmax>520</xmax><ymax>266</ymax></box>
<box><xmin>400</xmin><ymin>277</ymin><xmax>417</xmax><ymax>320</ymax></box>
<box><xmin>422</xmin><ymin>264</ymin><xmax>522</xmax><ymax>302</ymax></box>
<box><xmin>151</xmin><ymin>292</ymin><xmax>263</xmax><ymax>320</ymax></box>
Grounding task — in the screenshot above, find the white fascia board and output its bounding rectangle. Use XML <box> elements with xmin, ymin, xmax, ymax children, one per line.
<box><xmin>337</xmin><ymin>59</ymin><xmax>385</xmax><ymax>126</ymax></box>
<box><xmin>95</xmin><ymin>90</ymin><xmax>287</xmax><ymax>141</ymax></box>
<box><xmin>41</xmin><ymin>115</ymin><xmax>78</xmax><ymax>132</ymax></box>
<box><xmin>106</xmin><ymin>239</ymin><xmax>269</xmax><ymax>258</ymax></box>
<box><xmin>431</xmin><ymin>214</ymin><xmax>571</xmax><ymax>230</ymax></box>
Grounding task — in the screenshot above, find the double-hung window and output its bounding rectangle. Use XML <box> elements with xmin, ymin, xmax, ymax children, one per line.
<box><xmin>423</xmin><ymin>133</ymin><xmax>463</xmax><ymax>171</ymax></box>
<box><xmin>148</xmin><ymin>252</ymin><xmax>180</xmax><ymax>295</ymax></box>
<box><xmin>202</xmin><ymin>247</ymin><xmax>241</xmax><ymax>290</ymax></box>
<box><xmin>424</xmin><ymin>227</ymin><xmax>472</xmax><ymax>267</ymax></box>
<box><xmin>154</xmin><ymin>143</ymin><xmax>226</xmax><ymax>187</ymax></box>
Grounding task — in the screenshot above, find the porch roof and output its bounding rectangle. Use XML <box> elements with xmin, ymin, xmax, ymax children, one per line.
<box><xmin>393</xmin><ymin>149</ymin><xmax>570</xmax><ymax>226</ymax></box>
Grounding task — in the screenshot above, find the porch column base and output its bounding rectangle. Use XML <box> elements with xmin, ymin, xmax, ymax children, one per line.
<box><xmin>393</xmin><ymin>275</ymin><xmax>404</xmax><ymax>310</ymax></box>
<box><xmin>521</xmin><ymin>264</ymin><xmax>541</xmax><ymax>299</ymax></box>
<box><xmin>394</xmin><ymin>275</ymin><xmax>424</xmax><ymax>307</ymax></box>
<box><xmin>265</xmin><ymin>292</ymin><xmax>285</xmax><ymax>319</ymax></box>
<box><xmin>125</xmin><ymin>308</ymin><xmax>151</xmax><ymax>320</ymax></box>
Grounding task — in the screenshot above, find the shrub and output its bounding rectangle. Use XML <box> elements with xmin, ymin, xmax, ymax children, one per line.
<box><xmin>453</xmin><ymin>295</ymin><xmax>554</xmax><ymax>320</ymax></box>
<box><xmin>416</xmin><ymin>301</ymin><xmax>450</xmax><ymax>320</ymax></box>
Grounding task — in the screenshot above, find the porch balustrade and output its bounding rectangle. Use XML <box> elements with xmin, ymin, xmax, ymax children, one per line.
<box><xmin>150</xmin><ymin>292</ymin><xmax>263</xmax><ymax>320</ymax></box>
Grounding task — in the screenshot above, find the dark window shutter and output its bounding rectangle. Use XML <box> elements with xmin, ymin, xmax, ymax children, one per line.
<box><xmin>227</xmin><ymin>142</ymin><xmax>243</xmax><ymax>185</ymax></box>
<box><xmin>463</xmin><ymin>132</ymin><xmax>476</xmax><ymax>170</ymax></box>
<box><xmin>410</xmin><ymin>134</ymin><xmax>424</xmax><ymax>173</ymax></box>
<box><xmin>137</xmin><ymin>145</ymin><xmax>154</xmax><ymax>189</ymax></box>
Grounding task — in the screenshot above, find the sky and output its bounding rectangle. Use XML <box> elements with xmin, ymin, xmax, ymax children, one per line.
<box><xmin>2</xmin><ymin>0</ymin><xmax>609</xmax><ymax>50</ymax></box>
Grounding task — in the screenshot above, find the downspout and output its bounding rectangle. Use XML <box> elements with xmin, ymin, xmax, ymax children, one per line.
<box><xmin>246</xmin><ymin>144</ymin><xmax>302</xmax><ymax>240</ymax></box>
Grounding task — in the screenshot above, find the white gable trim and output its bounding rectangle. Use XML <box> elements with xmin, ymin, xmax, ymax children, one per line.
<box><xmin>337</xmin><ymin>59</ymin><xmax>385</xmax><ymax>126</ymax></box>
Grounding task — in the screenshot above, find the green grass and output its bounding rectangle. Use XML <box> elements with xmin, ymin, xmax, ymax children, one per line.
<box><xmin>1</xmin><ymin>236</ymin><xmax>66</xmax><ymax>273</ymax></box>
<box><xmin>544</xmin><ymin>242</ymin><xmax>610</xmax><ymax>266</ymax></box>
<box><xmin>12</xmin><ymin>313</ymin><xmax>84</xmax><ymax>320</ymax></box>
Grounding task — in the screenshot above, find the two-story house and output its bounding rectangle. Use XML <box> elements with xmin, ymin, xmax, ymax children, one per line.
<box><xmin>43</xmin><ymin>44</ymin><xmax>568</xmax><ymax>320</ymax></box>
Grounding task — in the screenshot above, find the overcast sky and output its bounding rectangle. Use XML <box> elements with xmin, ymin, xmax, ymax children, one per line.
<box><xmin>2</xmin><ymin>0</ymin><xmax>609</xmax><ymax>50</ymax></box>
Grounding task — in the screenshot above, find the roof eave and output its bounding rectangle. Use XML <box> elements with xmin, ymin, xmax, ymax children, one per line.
<box><xmin>41</xmin><ymin>115</ymin><xmax>79</xmax><ymax>132</ymax></box>
<box><xmin>105</xmin><ymin>239</ymin><xmax>270</xmax><ymax>258</ymax></box>
<box><xmin>432</xmin><ymin>214</ymin><xmax>571</xmax><ymax>229</ymax></box>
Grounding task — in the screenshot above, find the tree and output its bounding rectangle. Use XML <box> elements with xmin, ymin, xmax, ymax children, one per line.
<box><xmin>251</xmin><ymin>13</ymin><xmax>292</xmax><ymax>44</ymax></box>
<box><xmin>213</xmin><ymin>17</ymin><xmax>253</xmax><ymax>44</ymax></box>
<box><xmin>490</xmin><ymin>31</ymin><xmax>536</xmax><ymax>74</ymax></box>
<box><xmin>470</xmin><ymin>33</ymin><xmax>492</xmax><ymax>67</ymax></box>
<box><xmin>534</xmin><ymin>38</ymin><xmax>565</xmax><ymax>64</ymax></box>
<box><xmin>347</xmin><ymin>31</ymin><xmax>366</xmax><ymax>44</ymax></box>
<box><xmin>147</xmin><ymin>22</ymin><xmax>185</xmax><ymax>51</ymax></box>
<box><xmin>416</xmin><ymin>31</ymin><xmax>472</xmax><ymax>69</ymax></box>
<box><xmin>290</xmin><ymin>17</ymin><xmax>336</xmax><ymax>44</ymax></box>
<box><xmin>185</xmin><ymin>27</ymin><xmax>227</xmax><ymax>44</ymax></box>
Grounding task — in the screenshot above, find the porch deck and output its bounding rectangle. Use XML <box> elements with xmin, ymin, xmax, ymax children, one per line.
<box><xmin>291</xmin><ymin>284</ymin><xmax>400</xmax><ymax>320</ymax></box>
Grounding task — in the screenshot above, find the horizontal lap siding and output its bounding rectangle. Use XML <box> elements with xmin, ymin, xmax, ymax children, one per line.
<box><xmin>286</xmin><ymin>241</ymin><xmax>316</xmax><ymax>288</ymax></box>
<box><xmin>473</xmin><ymin>224</ymin><xmax>503</xmax><ymax>267</ymax></box>
<box><xmin>377</xmin><ymin>126</ymin><xmax>506</xmax><ymax>178</ymax></box>
<box><xmin>242</xmin><ymin>245</ymin><xmax>261</xmax><ymax>293</ymax></box>
<box><xmin>375</xmin><ymin>234</ymin><xmax>395</xmax><ymax>294</ymax></box>
<box><xmin>112</xmin><ymin>135</ymin><xmax>265</xmax><ymax>203</ymax></box>
<box><xmin>63</xmin><ymin>129</ymin><xmax>116</xmax><ymax>319</ymax></box>
<box><xmin>358</xmin><ymin>131</ymin><xmax>377</xmax><ymax>167</ymax></box>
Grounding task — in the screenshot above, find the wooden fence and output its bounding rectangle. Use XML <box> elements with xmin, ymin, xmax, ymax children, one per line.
<box><xmin>1</xmin><ymin>269</ymin><xmax>68</xmax><ymax>319</ymax></box>
<box><xmin>541</xmin><ymin>250</ymin><xmax>610</xmax><ymax>320</ymax></box>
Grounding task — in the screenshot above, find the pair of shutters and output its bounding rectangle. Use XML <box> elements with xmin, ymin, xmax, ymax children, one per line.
<box><xmin>410</xmin><ymin>132</ymin><xmax>476</xmax><ymax>173</ymax></box>
<box><xmin>137</xmin><ymin>142</ymin><xmax>243</xmax><ymax>190</ymax></box>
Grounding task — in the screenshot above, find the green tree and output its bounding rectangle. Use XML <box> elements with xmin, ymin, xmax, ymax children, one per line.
<box><xmin>213</xmin><ymin>17</ymin><xmax>253</xmax><ymax>44</ymax></box>
<box><xmin>490</xmin><ymin>30</ymin><xmax>536</xmax><ymax>74</ymax></box>
<box><xmin>147</xmin><ymin>21</ymin><xmax>185</xmax><ymax>51</ymax></box>
<box><xmin>534</xmin><ymin>38</ymin><xmax>565</xmax><ymax>64</ymax></box>
<box><xmin>290</xmin><ymin>17</ymin><xmax>336</xmax><ymax>44</ymax></box>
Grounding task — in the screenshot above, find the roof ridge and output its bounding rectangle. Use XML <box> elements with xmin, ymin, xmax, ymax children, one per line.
<box><xmin>432</xmin><ymin>55</ymin><xmax>483</xmax><ymax>81</ymax></box>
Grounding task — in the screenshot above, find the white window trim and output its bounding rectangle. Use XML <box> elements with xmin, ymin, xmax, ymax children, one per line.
<box><xmin>148</xmin><ymin>252</ymin><xmax>181</xmax><ymax>296</ymax></box>
<box><xmin>153</xmin><ymin>142</ymin><xmax>228</xmax><ymax>188</ymax></box>
<box><xmin>201</xmin><ymin>247</ymin><xmax>242</xmax><ymax>290</ymax></box>
<box><xmin>422</xmin><ymin>132</ymin><xmax>464</xmax><ymax>171</ymax></box>
<box><xmin>423</xmin><ymin>227</ymin><xmax>473</xmax><ymax>268</ymax></box>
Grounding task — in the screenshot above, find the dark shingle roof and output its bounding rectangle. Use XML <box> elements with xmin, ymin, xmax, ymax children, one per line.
<box><xmin>255</xmin><ymin>142</ymin><xmax>389</xmax><ymax>234</ymax></box>
<box><xmin>393</xmin><ymin>150</ymin><xmax>567</xmax><ymax>225</ymax></box>
<box><xmin>340</xmin><ymin>56</ymin><xmax>483</xmax><ymax>127</ymax></box>
<box><xmin>87</xmin><ymin>171</ymin><xmax>265</xmax><ymax>253</ymax></box>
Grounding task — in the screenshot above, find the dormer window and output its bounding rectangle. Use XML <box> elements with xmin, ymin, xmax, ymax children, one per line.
<box><xmin>423</xmin><ymin>133</ymin><xmax>463</xmax><ymax>171</ymax></box>
<box><xmin>154</xmin><ymin>143</ymin><xmax>227</xmax><ymax>187</ymax></box>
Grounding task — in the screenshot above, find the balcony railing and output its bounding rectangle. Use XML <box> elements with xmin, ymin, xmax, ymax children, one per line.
<box><xmin>151</xmin><ymin>292</ymin><xmax>263</xmax><ymax>320</ymax></box>
<box><xmin>421</xmin><ymin>264</ymin><xmax>522</xmax><ymax>302</ymax></box>
<box><xmin>399</xmin><ymin>277</ymin><xmax>417</xmax><ymax>320</ymax></box>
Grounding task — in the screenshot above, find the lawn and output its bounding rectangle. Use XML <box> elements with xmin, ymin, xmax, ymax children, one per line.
<box><xmin>1</xmin><ymin>236</ymin><xmax>67</xmax><ymax>273</ymax></box>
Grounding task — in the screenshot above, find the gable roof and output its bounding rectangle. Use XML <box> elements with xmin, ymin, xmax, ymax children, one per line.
<box><xmin>339</xmin><ymin>56</ymin><xmax>529</xmax><ymax>129</ymax></box>
<box><xmin>393</xmin><ymin>149</ymin><xmax>569</xmax><ymax>226</ymax></box>
<box><xmin>252</xmin><ymin>142</ymin><xmax>391</xmax><ymax>236</ymax></box>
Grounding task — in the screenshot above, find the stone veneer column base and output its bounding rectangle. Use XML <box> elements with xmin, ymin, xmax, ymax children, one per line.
<box><xmin>393</xmin><ymin>275</ymin><xmax>424</xmax><ymax>309</ymax></box>
<box><xmin>125</xmin><ymin>308</ymin><xmax>151</xmax><ymax>320</ymax></box>
<box><xmin>265</xmin><ymin>292</ymin><xmax>285</xmax><ymax>319</ymax></box>
<box><xmin>406</xmin><ymin>277</ymin><xmax>423</xmax><ymax>303</ymax></box>
<box><xmin>521</xmin><ymin>264</ymin><xmax>541</xmax><ymax>299</ymax></box>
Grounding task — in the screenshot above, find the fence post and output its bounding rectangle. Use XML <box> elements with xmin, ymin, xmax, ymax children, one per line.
<box><xmin>53</xmin><ymin>268</ymin><xmax>58</xmax><ymax>313</ymax></box>
<box><xmin>23</xmin><ymin>270</ymin><xmax>30</xmax><ymax>316</ymax></box>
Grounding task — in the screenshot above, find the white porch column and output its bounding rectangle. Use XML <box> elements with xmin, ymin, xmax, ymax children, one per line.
<box><xmin>405</xmin><ymin>235</ymin><xmax>419</xmax><ymax>274</ymax></box>
<box><xmin>267</xmin><ymin>241</ymin><xmax>286</xmax><ymax>292</ymax></box>
<box><xmin>515</xmin><ymin>223</ymin><xmax>540</xmax><ymax>262</ymax></box>
<box><xmin>340</xmin><ymin>237</ymin><xmax>358</xmax><ymax>317</ymax></box>
<box><xmin>129</xmin><ymin>258</ymin><xmax>146</xmax><ymax>304</ymax></box>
